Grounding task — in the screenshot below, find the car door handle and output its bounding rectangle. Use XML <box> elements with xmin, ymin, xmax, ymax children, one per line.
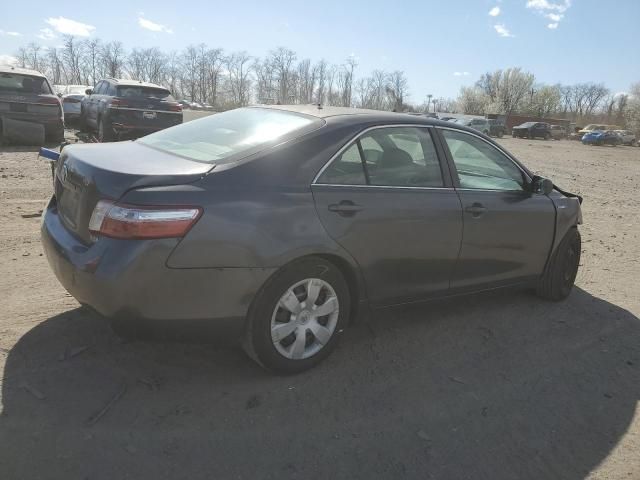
<box><xmin>465</xmin><ymin>203</ymin><xmax>487</xmax><ymax>217</ymax></box>
<box><xmin>328</xmin><ymin>201</ymin><xmax>363</xmax><ymax>217</ymax></box>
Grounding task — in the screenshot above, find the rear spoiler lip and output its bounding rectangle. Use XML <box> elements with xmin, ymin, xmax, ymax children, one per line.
<box><xmin>554</xmin><ymin>185</ymin><xmax>583</xmax><ymax>204</ymax></box>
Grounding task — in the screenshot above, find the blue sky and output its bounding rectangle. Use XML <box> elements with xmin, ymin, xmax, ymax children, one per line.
<box><xmin>1</xmin><ymin>0</ymin><xmax>638</xmax><ymax>102</ymax></box>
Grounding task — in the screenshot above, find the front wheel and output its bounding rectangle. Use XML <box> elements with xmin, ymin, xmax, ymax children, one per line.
<box><xmin>537</xmin><ymin>229</ymin><xmax>581</xmax><ymax>301</ymax></box>
<box><xmin>243</xmin><ymin>257</ymin><xmax>351</xmax><ymax>373</ymax></box>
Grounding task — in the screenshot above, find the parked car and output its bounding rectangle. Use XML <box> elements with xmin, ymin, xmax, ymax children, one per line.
<box><xmin>58</xmin><ymin>85</ymin><xmax>90</xmax><ymax>123</ymax></box>
<box><xmin>582</xmin><ymin>130</ymin><xmax>622</xmax><ymax>146</ymax></box>
<box><xmin>614</xmin><ymin>130</ymin><xmax>636</xmax><ymax>146</ymax></box>
<box><xmin>550</xmin><ymin>125</ymin><xmax>566</xmax><ymax>140</ymax></box>
<box><xmin>80</xmin><ymin>78</ymin><xmax>183</xmax><ymax>142</ymax></box>
<box><xmin>177</xmin><ymin>99</ymin><xmax>191</xmax><ymax>109</ymax></box>
<box><xmin>512</xmin><ymin>122</ymin><xmax>552</xmax><ymax>139</ymax></box>
<box><xmin>0</xmin><ymin>65</ymin><xmax>64</xmax><ymax>143</ymax></box>
<box><xmin>454</xmin><ymin>117</ymin><xmax>490</xmax><ymax>135</ymax></box>
<box><xmin>577</xmin><ymin>124</ymin><xmax>620</xmax><ymax>137</ymax></box>
<box><xmin>488</xmin><ymin>119</ymin><xmax>505</xmax><ymax>138</ymax></box>
<box><xmin>41</xmin><ymin>105</ymin><xmax>583</xmax><ymax>373</ymax></box>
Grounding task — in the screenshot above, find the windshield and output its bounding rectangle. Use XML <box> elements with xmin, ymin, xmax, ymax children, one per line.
<box><xmin>0</xmin><ymin>73</ymin><xmax>52</xmax><ymax>94</ymax></box>
<box><xmin>138</xmin><ymin>107</ymin><xmax>320</xmax><ymax>163</ymax></box>
<box><xmin>517</xmin><ymin>122</ymin><xmax>536</xmax><ymax>127</ymax></box>
<box><xmin>117</xmin><ymin>86</ymin><xmax>174</xmax><ymax>100</ymax></box>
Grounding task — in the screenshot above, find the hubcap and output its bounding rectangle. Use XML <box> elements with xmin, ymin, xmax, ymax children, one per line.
<box><xmin>270</xmin><ymin>278</ymin><xmax>339</xmax><ymax>360</ymax></box>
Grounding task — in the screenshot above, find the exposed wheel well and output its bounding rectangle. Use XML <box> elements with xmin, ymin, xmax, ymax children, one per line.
<box><xmin>314</xmin><ymin>253</ymin><xmax>361</xmax><ymax>322</ymax></box>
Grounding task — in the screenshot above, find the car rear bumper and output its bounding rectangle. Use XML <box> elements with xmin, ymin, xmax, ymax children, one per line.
<box><xmin>41</xmin><ymin>196</ymin><xmax>275</xmax><ymax>337</ymax></box>
<box><xmin>0</xmin><ymin>112</ymin><xmax>63</xmax><ymax>134</ymax></box>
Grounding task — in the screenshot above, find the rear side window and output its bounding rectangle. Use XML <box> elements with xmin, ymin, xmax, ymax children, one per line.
<box><xmin>0</xmin><ymin>73</ymin><xmax>52</xmax><ymax>94</ymax></box>
<box><xmin>319</xmin><ymin>144</ymin><xmax>367</xmax><ymax>185</ymax></box>
<box><xmin>117</xmin><ymin>86</ymin><xmax>174</xmax><ymax>100</ymax></box>
<box><xmin>318</xmin><ymin>127</ymin><xmax>444</xmax><ymax>188</ymax></box>
<box><xmin>138</xmin><ymin>107</ymin><xmax>320</xmax><ymax>164</ymax></box>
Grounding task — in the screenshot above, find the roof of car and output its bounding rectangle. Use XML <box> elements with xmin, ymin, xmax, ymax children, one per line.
<box><xmin>250</xmin><ymin>104</ymin><xmax>457</xmax><ymax>126</ymax></box>
<box><xmin>106</xmin><ymin>78</ymin><xmax>168</xmax><ymax>89</ymax></box>
<box><xmin>0</xmin><ymin>65</ymin><xmax>46</xmax><ymax>77</ymax></box>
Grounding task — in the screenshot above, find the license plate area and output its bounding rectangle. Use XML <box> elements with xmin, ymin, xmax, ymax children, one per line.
<box><xmin>10</xmin><ymin>103</ymin><xmax>28</xmax><ymax>113</ymax></box>
<box><xmin>143</xmin><ymin>111</ymin><xmax>157</xmax><ymax>119</ymax></box>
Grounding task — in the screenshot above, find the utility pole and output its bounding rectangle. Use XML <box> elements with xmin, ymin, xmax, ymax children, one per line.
<box><xmin>426</xmin><ymin>94</ymin><xmax>433</xmax><ymax>112</ymax></box>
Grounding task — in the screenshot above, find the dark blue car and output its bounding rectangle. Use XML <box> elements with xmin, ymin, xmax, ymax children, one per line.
<box><xmin>582</xmin><ymin>130</ymin><xmax>621</xmax><ymax>146</ymax></box>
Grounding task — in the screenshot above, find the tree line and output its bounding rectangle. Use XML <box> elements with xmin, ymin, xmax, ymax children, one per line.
<box><xmin>13</xmin><ymin>37</ymin><xmax>640</xmax><ymax>130</ymax></box>
<box><xmin>15</xmin><ymin>37</ymin><xmax>415</xmax><ymax>112</ymax></box>
<box><xmin>458</xmin><ymin>67</ymin><xmax>637</xmax><ymax>127</ymax></box>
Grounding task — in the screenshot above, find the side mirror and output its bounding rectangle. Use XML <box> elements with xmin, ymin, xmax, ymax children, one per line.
<box><xmin>531</xmin><ymin>176</ymin><xmax>553</xmax><ymax>195</ymax></box>
<box><xmin>85</xmin><ymin>88</ymin><xmax>93</xmax><ymax>95</ymax></box>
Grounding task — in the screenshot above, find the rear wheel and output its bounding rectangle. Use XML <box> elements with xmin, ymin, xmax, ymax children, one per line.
<box><xmin>544</xmin><ymin>132</ymin><xmax>551</xmax><ymax>140</ymax></box>
<box><xmin>244</xmin><ymin>256</ymin><xmax>350</xmax><ymax>373</ymax></box>
<box><xmin>97</xmin><ymin>117</ymin><xmax>114</xmax><ymax>142</ymax></box>
<box><xmin>537</xmin><ymin>229</ymin><xmax>581</xmax><ymax>301</ymax></box>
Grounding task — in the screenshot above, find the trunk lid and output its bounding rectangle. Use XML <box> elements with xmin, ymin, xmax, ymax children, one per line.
<box><xmin>54</xmin><ymin>141</ymin><xmax>212</xmax><ymax>243</ymax></box>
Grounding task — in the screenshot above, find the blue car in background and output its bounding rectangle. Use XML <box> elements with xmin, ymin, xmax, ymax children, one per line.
<box><xmin>582</xmin><ymin>130</ymin><xmax>622</xmax><ymax>146</ymax></box>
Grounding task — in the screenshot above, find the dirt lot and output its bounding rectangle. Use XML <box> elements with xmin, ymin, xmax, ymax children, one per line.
<box><xmin>0</xmin><ymin>137</ymin><xmax>639</xmax><ymax>479</ymax></box>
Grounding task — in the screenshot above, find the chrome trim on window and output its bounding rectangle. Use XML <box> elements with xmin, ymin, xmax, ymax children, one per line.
<box><xmin>312</xmin><ymin>124</ymin><xmax>437</xmax><ymax>186</ymax></box>
<box><xmin>312</xmin><ymin>183</ymin><xmax>455</xmax><ymax>191</ymax></box>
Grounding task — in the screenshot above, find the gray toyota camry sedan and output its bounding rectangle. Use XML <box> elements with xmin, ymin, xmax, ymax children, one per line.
<box><xmin>41</xmin><ymin>105</ymin><xmax>582</xmax><ymax>373</ymax></box>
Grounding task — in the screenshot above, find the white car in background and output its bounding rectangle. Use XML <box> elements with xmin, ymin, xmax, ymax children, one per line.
<box><xmin>57</xmin><ymin>85</ymin><xmax>91</xmax><ymax>123</ymax></box>
<box><xmin>614</xmin><ymin>130</ymin><xmax>637</xmax><ymax>146</ymax></box>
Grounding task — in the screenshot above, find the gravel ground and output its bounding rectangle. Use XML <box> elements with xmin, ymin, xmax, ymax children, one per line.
<box><xmin>0</xmin><ymin>137</ymin><xmax>639</xmax><ymax>479</ymax></box>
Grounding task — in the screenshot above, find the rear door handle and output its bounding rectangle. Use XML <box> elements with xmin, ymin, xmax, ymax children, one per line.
<box><xmin>465</xmin><ymin>203</ymin><xmax>487</xmax><ymax>218</ymax></box>
<box><xmin>328</xmin><ymin>201</ymin><xmax>363</xmax><ymax>217</ymax></box>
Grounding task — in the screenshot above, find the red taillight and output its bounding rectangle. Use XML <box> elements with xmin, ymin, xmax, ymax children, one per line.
<box><xmin>169</xmin><ymin>103</ymin><xmax>182</xmax><ymax>112</ymax></box>
<box><xmin>110</xmin><ymin>98</ymin><xmax>129</xmax><ymax>108</ymax></box>
<box><xmin>39</xmin><ymin>97</ymin><xmax>61</xmax><ymax>105</ymax></box>
<box><xmin>88</xmin><ymin>200</ymin><xmax>202</xmax><ymax>240</ymax></box>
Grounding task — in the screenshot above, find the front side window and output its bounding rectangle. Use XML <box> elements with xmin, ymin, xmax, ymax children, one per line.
<box><xmin>318</xmin><ymin>127</ymin><xmax>444</xmax><ymax>188</ymax></box>
<box><xmin>441</xmin><ymin>129</ymin><xmax>526</xmax><ymax>191</ymax></box>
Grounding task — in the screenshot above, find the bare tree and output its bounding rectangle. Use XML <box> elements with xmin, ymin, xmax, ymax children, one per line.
<box><xmin>62</xmin><ymin>36</ymin><xmax>83</xmax><ymax>84</ymax></box>
<box><xmin>269</xmin><ymin>47</ymin><xmax>297</xmax><ymax>103</ymax></box>
<box><xmin>386</xmin><ymin>70</ymin><xmax>409</xmax><ymax>111</ymax></box>
<box><xmin>101</xmin><ymin>41</ymin><xmax>125</xmax><ymax>78</ymax></box>
<box><xmin>226</xmin><ymin>51</ymin><xmax>252</xmax><ymax>107</ymax></box>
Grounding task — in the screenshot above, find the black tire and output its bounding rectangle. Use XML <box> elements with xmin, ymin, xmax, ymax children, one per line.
<box><xmin>243</xmin><ymin>256</ymin><xmax>351</xmax><ymax>373</ymax></box>
<box><xmin>97</xmin><ymin>117</ymin><xmax>114</xmax><ymax>142</ymax></box>
<box><xmin>544</xmin><ymin>132</ymin><xmax>551</xmax><ymax>140</ymax></box>
<box><xmin>78</xmin><ymin>109</ymin><xmax>88</xmax><ymax>133</ymax></box>
<box><xmin>537</xmin><ymin>228</ymin><xmax>581</xmax><ymax>301</ymax></box>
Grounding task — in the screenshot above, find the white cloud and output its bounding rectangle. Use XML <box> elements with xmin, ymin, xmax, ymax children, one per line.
<box><xmin>138</xmin><ymin>17</ymin><xmax>173</xmax><ymax>34</ymax></box>
<box><xmin>489</xmin><ymin>6</ymin><xmax>501</xmax><ymax>16</ymax></box>
<box><xmin>0</xmin><ymin>54</ymin><xmax>18</xmax><ymax>65</ymax></box>
<box><xmin>0</xmin><ymin>30</ymin><xmax>22</xmax><ymax>36</ymax></box>
<box><xmin>526</xmin><ymin>0</ymin><xmax>571</xmax><ymax>28</ymax></box>
<box><xmin>454</xmin><ymin>72</ymin><xmax>470</xmax><ymax>76</ymax></box>
<box><xmin>494</xmin><ymin>24</ymin><xmax>514</xmax><ymax>37</ymax></box>
<box><xmin>45</xmin><ymin>16</ymin><xmax>95</xmax><ymax>36</ymax></box>
<box><xmin>37</xmin><ymin>28</ymin><xmax>56</xmax><ymax>40</ymax></box>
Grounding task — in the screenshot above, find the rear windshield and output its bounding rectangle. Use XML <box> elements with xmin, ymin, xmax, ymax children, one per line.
<box><xmin>117</xmin><ymin>86</ymin><xmax>173</xmax><ymax>100</ymax></box>
<box><xmin>0</xmin><ymin>73</ymin><xmax>52</xmax><ymax>94</ymax></box>
<box><xmin>138</xmin><ymin>107</ymin><xmax>320</xmax><ymax>164</ymax></box>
